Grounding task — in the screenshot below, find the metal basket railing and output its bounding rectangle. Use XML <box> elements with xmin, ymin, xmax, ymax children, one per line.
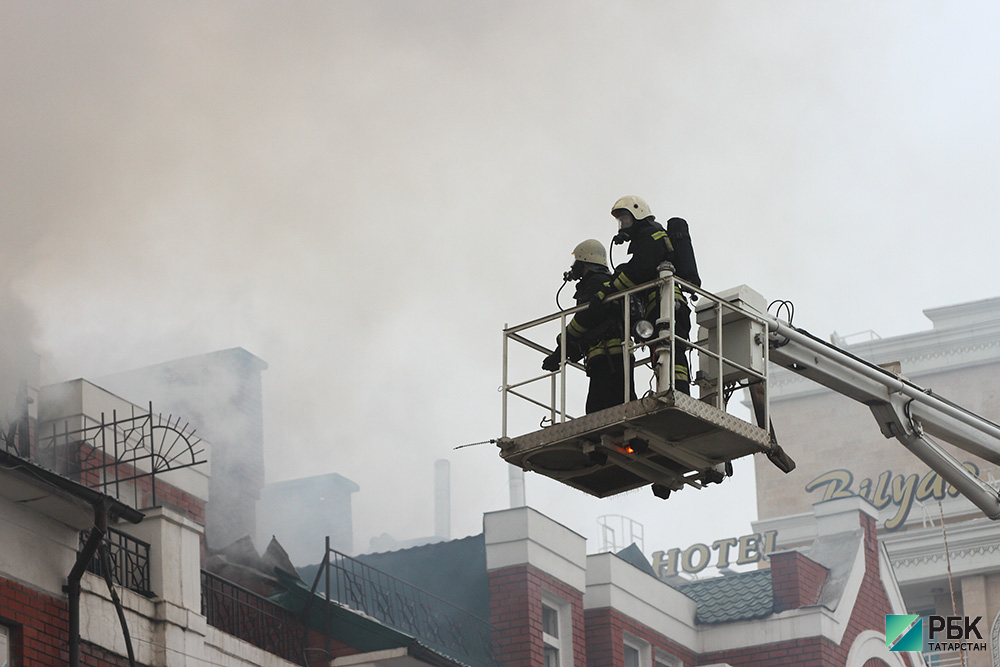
<box><xmin>501</xmin><ymin>268</ymin><xmax>771</xmax><ymax>437</ymax></box>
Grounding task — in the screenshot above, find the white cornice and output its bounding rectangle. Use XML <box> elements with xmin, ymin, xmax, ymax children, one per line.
<box><xmin>883</xmin><ymin>517</ymin><xmax>1000</xmax><ymax>585</ymax></box>
<box><xmin>923</xmin><ymin>298</ymin><xmax>1000</xmax><ymax>329</ymax></box>
<box><xmin>484</xmin><ymin>506</ymin><xmax>588</xmax><ymax>592</ymax></box>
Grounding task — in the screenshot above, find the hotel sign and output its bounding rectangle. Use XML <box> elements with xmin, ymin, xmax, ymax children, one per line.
<box><xmin>652</xmin><ymin>531</ymin><xmax>777</xmax><ymax>577</ymax></box>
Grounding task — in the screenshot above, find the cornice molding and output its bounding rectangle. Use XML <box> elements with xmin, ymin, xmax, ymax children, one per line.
<box><xmin>884</xmin><ymin>517</ymin><xmax>1000</xmax><ymax>580</ymax></box>
<box><xmin>890</xmin><ymin>541</ymin><xmax>1000</xmax><ymax>570</ymax></box>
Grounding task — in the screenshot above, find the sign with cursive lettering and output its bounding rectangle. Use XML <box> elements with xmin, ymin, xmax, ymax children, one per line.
<box><xmin>804</xmin><ymin>463</ymin><xmax>979</xmax><ymax>530</ymax></box>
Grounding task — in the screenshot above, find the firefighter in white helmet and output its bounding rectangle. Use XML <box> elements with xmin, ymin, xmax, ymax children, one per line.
<box><xmin>542</xmin><ymin>239</ymin><xmax>636</xmax><ymax>414</ymax></box>
<box><xmin>592</xmin><ymin>195</ymin><xmax>701</xmax><ymax>394</ymax></box>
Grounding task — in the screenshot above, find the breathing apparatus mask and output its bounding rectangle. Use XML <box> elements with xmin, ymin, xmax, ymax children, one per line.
<box><xmin>612</xmin><ymin>212</ymin><xmax>634</xmax><ymax>245</ymax></box>
<box><xmin>563</xmin><ymin>261</ymin><xmax>589</xmax><ymax>282</ymax></box>
<box><xmin>563</xmin><ymin>259</ymin><xmax>611</xmax><ymax>285</ymax></box>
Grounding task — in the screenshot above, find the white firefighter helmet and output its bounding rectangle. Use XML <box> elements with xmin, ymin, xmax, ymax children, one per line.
<box><xmin>572</xmin><ymin>239</ymin><xmax>608</xmax><ymax>268</ymax></box>
<box><xmin>611</xmin><ymin>195</ymin><xmax>654</xmax><ymax>226</ymax></box>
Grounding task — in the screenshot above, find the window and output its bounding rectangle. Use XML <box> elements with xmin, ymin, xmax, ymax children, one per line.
<box><xmin>543</xmin><ymin>603</ymin><xmax>559</xmax><ymax>637</ymax></box>
<box><xmin>654</xmin><ymin>648</ymin><xmax>682</xmax><ymax>667</ymax></box>
<box><xmin>624</xmin><ymin>643</ymin><xmax>641</xmax><ymax>667</ymax></box>
<box><xmin>624</xmin><ymin>634</ymin><xmax>651</xmax><ymax>667</ymax></box>
<box><xmin>544</xmin><ymin>645</ymin><xmax>559</xmax><ymax>667</ymax></box>
<box><xmin>541</xmin><ymin>592</ymin><xmax>571</xmax><ymax>667</ymax></box>
<box><xmin>0</xmin><ymin>624</ymin><xmax>10</xmax><ymax>667</ymax></box>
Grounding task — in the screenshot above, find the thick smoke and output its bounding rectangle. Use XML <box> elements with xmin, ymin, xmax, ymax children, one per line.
<box><xmin>0</xmin><ymin>291</ymin><xmax>39</xmax><ymax>429</ymax></box>
<box><xmin>3</xmin><ymin>2</ymin><xmax>999</xmax><ymax>558</ymax></box>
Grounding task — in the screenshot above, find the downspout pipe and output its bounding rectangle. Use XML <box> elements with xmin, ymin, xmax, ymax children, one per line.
<box><xmin>68</xmin><ymin>499</ymin><xmax>108</xmax><ymax>667</ymax></box>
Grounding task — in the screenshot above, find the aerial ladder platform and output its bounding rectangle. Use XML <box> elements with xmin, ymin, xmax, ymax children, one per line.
<box><xmin>497</xmin><ymin>266</ymin><xmax>1000</xmax><ymax>519</ymax></box>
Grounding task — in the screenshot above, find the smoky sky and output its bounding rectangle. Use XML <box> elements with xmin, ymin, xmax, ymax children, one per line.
<box><xmin>3</xmin><ymin>2</ymin><xmax>1000</xmax><ymax>558</ymax></box>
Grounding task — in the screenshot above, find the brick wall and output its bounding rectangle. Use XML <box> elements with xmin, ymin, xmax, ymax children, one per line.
<box><xmin>0</xmin><ymin>577</ymin><xmax>69</xmax><ymax>666</ymax></box>
<box><xmin>770</xmin><ymin>550</ymin><xmax>828</xmax><ymax>613</ymax></box>
<box><xmin>489</xmin><ymin>564</ymin><xmax>586</xmax><ymax>667</ymax></box>
<box><xmin>0</xmin><ymin>576</ymin><xmax>142</xmax><ymax>667</ymax></box>
<box><xmin>72</xmin><ymin>444</ymin><xmax>206</xmax><ymax>526</ymax></box>
<box><xmin>843</xmin><ymin>513</ymin><xmax>920</xmax><ymax>667</ymax></box>
<box><xmin>585</xmin><ymin>608</ymin><xmax>696</xmax><ymax>667</ymax></box>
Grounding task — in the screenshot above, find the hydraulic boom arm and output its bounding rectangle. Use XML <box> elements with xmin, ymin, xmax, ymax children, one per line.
<box><xmin>766</xmin><ymin>316</ymin><xmax>1000</xmax><ymax>520</ymax></box>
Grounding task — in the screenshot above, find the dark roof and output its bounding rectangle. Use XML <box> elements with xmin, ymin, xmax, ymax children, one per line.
<box><xmin>356</xmin><ymin>534</ymin><xmax>489</xmax><ymax>620</ymax></box>
<box><xmin>606</xmin><ymin>541</ymin><xmax>772</xmax><ymax>625</ymax></box>
<box><xmin>274</xmin><ymin>553</ymin><xmax>496</xmax><ymax>667</ymax></box>
<box><xmin>271</xmin><ymin>569</ymin><xmax>468</xmax><ymax>667</ymax></box>
<box><xmin>672</xmin><ymin>569</ymin><xmax>773</xmax><ymax>624</ymax></box>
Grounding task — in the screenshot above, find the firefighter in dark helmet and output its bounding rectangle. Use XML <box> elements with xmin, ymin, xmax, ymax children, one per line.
<box><xmin>542</xmin><ymin>239</ymin><xmax>637</xmax><ymax>414</ymax></box>
<box><xmin>593</xmin><ymin>195</ymin><xmax>701</xmax><ymax>394</ymax></box>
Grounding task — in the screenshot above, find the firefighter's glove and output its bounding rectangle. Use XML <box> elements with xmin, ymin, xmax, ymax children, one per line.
<box><xmin>542</xmin><ymin>349</ymin><xmax>562</xmax><ymax>372</ymax></box>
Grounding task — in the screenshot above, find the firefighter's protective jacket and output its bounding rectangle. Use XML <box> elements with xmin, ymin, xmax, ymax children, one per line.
<box><xmin>565</xmin><ymin>270</ymin><xmax>625</xmax><ymax>368</ymax></box>
<box><xmin>602</xmin><ymin>218</ymin><xmax>700</xmax><ymax>315</ymax></box>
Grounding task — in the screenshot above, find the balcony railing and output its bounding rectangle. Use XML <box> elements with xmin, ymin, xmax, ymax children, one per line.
<box><xmin>312</xmin><ymin>547</ymin><xmax>502</xmax><ymax>667</ymax></box>
<box><xmin>923</xmin><ymin>650</ymin><xmax>966</xmax><ymax>667</ymax></box>
<box><xmin>201</xmin><ymin>570</ymin><xmax>306</xmax><ymax>664</ymax></box>
<box><xmin>37</xmin><ymin>401</ymin><xmax>205</xmax><ymax>510</ymax></box>
<box><xmin>80</xmin><ymin>526</ymin><xmax>152</xmax><ymax>597</ymax></box>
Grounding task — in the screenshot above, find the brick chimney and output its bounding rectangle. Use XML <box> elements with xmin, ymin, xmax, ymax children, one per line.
<box><xmin>770</xmin><ymin>550</ymin><xmax>829</xmax><ymax>612</ymax></box>
<box><xmin>768</xmin><ymin>495</ymin><xmax>883</xmax><ymax>613</ymax></box>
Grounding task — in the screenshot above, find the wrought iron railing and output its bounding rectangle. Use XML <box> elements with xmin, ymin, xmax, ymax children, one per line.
<box><xmin>201</xmin><ymin>570</ymin><xmax>305</xmax><ymax>664</ymax></box>
<box><xmin>37</xmin><ymin>402</ymin><xmax>205</xmax><ymax>509</ymax></box>
<box><xmin>314</xmin><ymin>547</ymin><xmax>502</xmax><ymax>667</ymax></box>
<box><xmin>80</xmin><ymin>526</ymin><xmax>152</xmax><ymax>596</ymax></box>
